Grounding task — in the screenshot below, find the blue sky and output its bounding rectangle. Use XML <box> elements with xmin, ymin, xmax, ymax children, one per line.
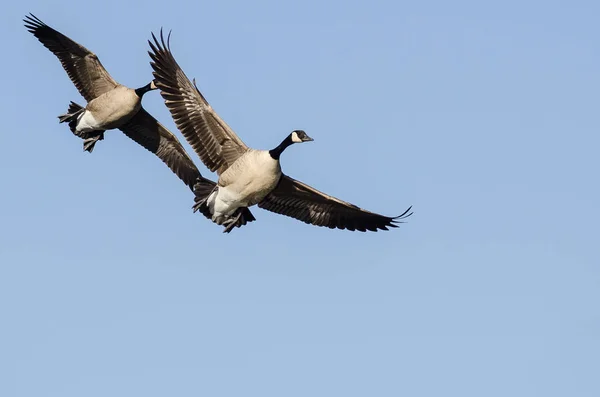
<box><xmin>2</xmin><ymin>0</ymin><xmax>599</xmax><ymax>396</ymax></box>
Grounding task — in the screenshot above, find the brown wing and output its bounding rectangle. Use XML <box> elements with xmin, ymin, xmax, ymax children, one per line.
<box><xmin>148</xmin><ymin>30</ymin><xmax>248</xmax><ymax>175</ymax></box>
<box><xmin>119</xmin><ymin>108</ymin><xmax>202</xmax><ymax>190</ymax></box>
<box><xmin>258</xmin><ymin>175</ymin><xmax>413</xmax><ymax>232</ymax></box>
<box><xmin>24</xmin><ymin>13</ymin><xmax>119</xmax><ymax>102</ymax></box>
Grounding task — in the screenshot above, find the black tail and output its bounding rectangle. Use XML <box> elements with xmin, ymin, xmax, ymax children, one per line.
<box><xmin>58</xmin><ymin>101</ymin><xmax>85</xmax><ymax>132</ymax></box>
<box><xmin>58</xmin><ymin>101</ymin><xmax>104</xmax><ymax>153</ymax></box>
<box><xmin>192</xmin><ymin>177</ymin><xmax>256</xmax><ymax>233</ymax></box>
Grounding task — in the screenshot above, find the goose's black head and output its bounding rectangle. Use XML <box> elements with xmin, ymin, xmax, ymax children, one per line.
<box><xmin>269</xmin><ymin>129</ymin><xmax>314</xmax><ymax>160</ymax></box>
<box><xmin>290</xmin><ymin>129</ymin><xmax>314</xmax><ymax>143</ymax></box>
<box><xmin>134</xmin><ymin>80</ymin><xmax>158</xmax><ymax>97</ymax></box>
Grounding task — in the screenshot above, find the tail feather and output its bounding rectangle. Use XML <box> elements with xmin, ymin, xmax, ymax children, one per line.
<box><xmin>58</xmin><ymin>101</ymin><xmax>104</xmax><ymax>153</ymax></box>
<box><xmin>58</xmin><ymin>101</ymin><xmax>85</xmax><ymax>132</ymax></box>
<box><xmin>192</xmin><ymin>177</ymin><xmax>256</xmax><ymax>233</ymax></box>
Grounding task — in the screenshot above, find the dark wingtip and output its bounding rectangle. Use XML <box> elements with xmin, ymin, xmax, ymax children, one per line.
<box><xmin>394</xmin><ymin>205</ymin><xmax>413</xmax><ymax>220</ymax></box>
<box><xmin>160</xmin><ymin>27</ymin><xmax>170</xmax><ymax>51</ymax></box>
<box><xmin>23</xmin><ymin>12</ymin><xmax>45</xmax><ymax>31</ymax></box>
<box><xmin>149</xmin><ymin>28</ymin><xmax>173</xmax><ymax>54</ymax></box>
<box><xmin>375</xmin><ymin>205</ymin><xmax>413</xmax><ymax>231</ymax></box>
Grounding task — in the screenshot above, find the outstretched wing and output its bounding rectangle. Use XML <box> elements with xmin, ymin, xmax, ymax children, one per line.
<box><xmin>148</xmin><ymin>30</ymin><xmax>248</xmax><ymax>175</ymax></box>
<box><xmin>259</xmin><ymin>175</ymin><xmax>412</xmax><ymax>232</ymax></box>
<box><xmin>119</xmin><ymin>108</ymin><xmax>202</xmax><ymax>190</ymax></box>
<box><xmin>24</xmin><ymin>13</ymin><xmax>119</xmax><ymax>101</ymax></box>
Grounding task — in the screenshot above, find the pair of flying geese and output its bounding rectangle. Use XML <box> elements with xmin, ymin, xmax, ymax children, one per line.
<box><xmin>24</xmin><ymin>13</ymin><xmax>412</xmax><ymax>233</ymax></box>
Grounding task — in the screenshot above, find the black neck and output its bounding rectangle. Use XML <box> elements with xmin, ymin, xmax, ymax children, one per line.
<box><xmin>269</xmin><ymin>135</ymin><xmax>294</xmax><ymax>160</ymax></box>
<box><xmin>134</xmin><ymin>82</ymin><xmax>153</xmax><ymax>97</ymax></box>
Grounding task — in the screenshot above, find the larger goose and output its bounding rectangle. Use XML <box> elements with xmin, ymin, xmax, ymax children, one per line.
<box><xmin>149</xmin><ymin>31</ymin><xmax>412</xmax><ymax>232</ymax></box>
<box><xmin>24</xmin><ymin>14</ymin><xmax>254</xmax><ymax>231</ymax></box>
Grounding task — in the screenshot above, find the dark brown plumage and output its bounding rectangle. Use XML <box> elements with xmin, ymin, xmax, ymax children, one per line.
<box><xmin>24</xmin><ymin>14</ymin><xmax>118</xmax><ymax>103</ymax></box>
<box><xmin>259</xmin><ymin>176</ymin><xmax>412</xmax><ymax>232</ymax></box>
<box><xmin>119</xmin><ymin>108</ymin><xmax>201</xmax><ymax>189</ymax></box>
<box><xmin>148</xmin><ymin>32</ymin><xmax>247</xmax><ymax>176</ymax></box>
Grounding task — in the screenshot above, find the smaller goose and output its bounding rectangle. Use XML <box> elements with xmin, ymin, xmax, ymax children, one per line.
<box><xmin>58</xmin><ymin>82</ymin><xmax>156</xmax><ymax>152</ymax></box>
<box><xmin>149</xmin><ymin>31</ymin><xmax>412</xmax><ymax>233</ymax></box>
<box><xmin>24</xmin><ymin>14</ymin><xmax>156</xmax><ymax>153</ymax></box>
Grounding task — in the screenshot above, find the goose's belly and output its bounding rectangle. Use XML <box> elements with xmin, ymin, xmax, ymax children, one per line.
<box><xmin>79</xmin><ymin>88</ymin><xmax>141</xmax><ymax>131</ymax></box>
<box><xmin>229</xmin><ymin>172</ymin><xmax>281</xmax><ymax>205</ymax></box>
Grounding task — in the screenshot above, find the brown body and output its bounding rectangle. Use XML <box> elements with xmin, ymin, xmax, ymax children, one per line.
<box><xmin>83</xmin><ymin>85</ymin><xmax>142</xmax><ymax>130</ymax></box>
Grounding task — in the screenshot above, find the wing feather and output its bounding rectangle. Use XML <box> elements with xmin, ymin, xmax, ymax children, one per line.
<box><xmin>119</xmin><ymin>108</ymin><xmax>202</xmax><ymax>190</ymax></box>
<box><xmin>259</xmin><ymin>175</ymin><xmax>412</xmax><ymax>232</ymax></box>
<box><xmin>147</xmin><ymin>30</ymin><xmax>248</xmax><ymax>175</ymax></box>
<box><xmin>24</xmin><ymin>13</ymin><xmax>119</xmax><ymax>101</ymax></box>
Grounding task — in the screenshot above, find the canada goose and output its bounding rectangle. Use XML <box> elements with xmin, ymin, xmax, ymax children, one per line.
<box><xmin>148</xmin><ymin>31</ymin><xmax>412</xmax><ymax>232</ymax></box>
<box><xmin>24</xmin><ymin>13</ymin><xmax>155</xmax><ymax>153</ymax></box>
<box><xmin>24</xmin><ymin>14</ymin><xmax>255</xmax><ymax>231</ymax></box>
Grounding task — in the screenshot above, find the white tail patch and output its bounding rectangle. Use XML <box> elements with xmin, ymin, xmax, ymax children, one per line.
<box><xmin>75</xmin><ymin>111</ymin><xmax>101</xmax><ymax>133</ymax></box>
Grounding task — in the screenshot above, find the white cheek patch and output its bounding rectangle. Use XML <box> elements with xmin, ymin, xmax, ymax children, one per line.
<box><xmin>291</xmin><ymin>131</ymin><xmax>302</xmax><ymax>143</ymax></box>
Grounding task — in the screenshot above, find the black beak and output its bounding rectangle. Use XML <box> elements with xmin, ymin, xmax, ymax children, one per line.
<box><xmin>302</xmin><ymin>135</ymin><xmax>314</xmax><ymax>142</ymax></box>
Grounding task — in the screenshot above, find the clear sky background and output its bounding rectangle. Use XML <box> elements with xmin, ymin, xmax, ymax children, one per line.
<box><xmin>1</xmin><ymin>0</ymin><xmax>599</xmax><ymax>396</ymax></box>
